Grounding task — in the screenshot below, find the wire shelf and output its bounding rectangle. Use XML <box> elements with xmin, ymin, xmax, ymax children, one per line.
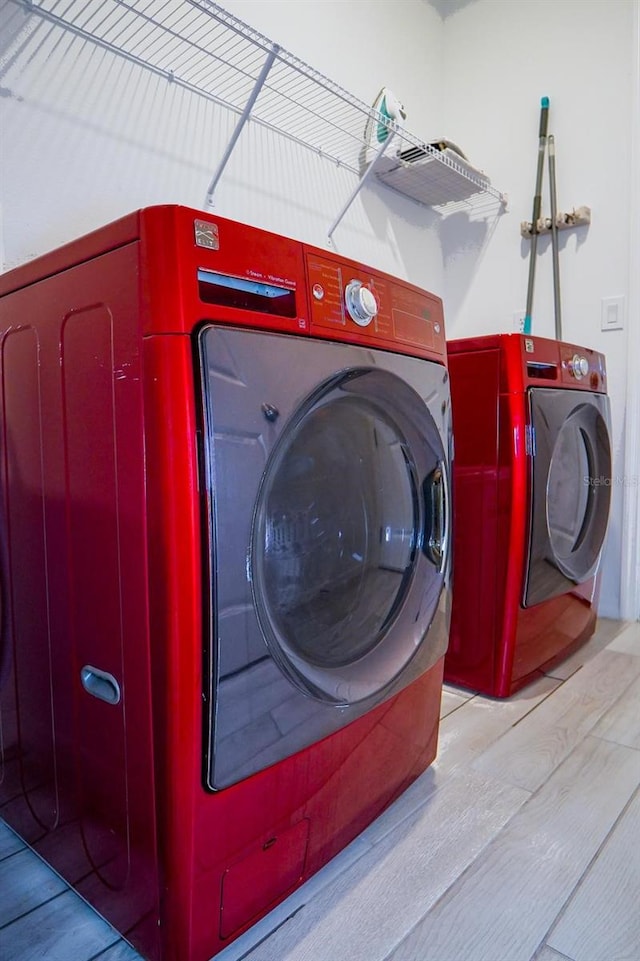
<box><xmin>13</xmin><ymin>0</ymin><xmax>507</xmax><ymax>229</ymax></box>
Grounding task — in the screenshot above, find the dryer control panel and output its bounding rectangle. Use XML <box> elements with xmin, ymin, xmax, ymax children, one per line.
<box><xmin>559</xmin><ymin>342</ymin><xmax>606</xmax><ymax>392</ymax></box>
<box><xmin>449</xmin><ymin>334</ymin><xmax>607</xmax><ymax>394</ymax></box>
<box><xmin>514</xmin><ymin>335</ymin><xmax>606</xmax><ymax>393</ymax></box>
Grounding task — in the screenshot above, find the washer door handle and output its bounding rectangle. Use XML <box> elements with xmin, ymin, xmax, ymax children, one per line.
<box><xmin>80</xmin><ymin>665</ymin><xmax>121</xmax><ymax>705</ymax></box>
<box><xmin>423</xmin><ymin>461</ymin><xmax>449</xmax><ymax>572</ymax></box>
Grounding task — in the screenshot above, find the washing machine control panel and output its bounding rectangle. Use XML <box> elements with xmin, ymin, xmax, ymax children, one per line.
<box><xmin>568</xmin><ymin>353</ymin><xmax>590</xmax><ymax>379</ymax></box>
<box><xmin>344</xmin><ymin>280</ymin><xmax>378</xmax><ymax>326</ymax></box>
<box><xmin>304</xmin><ymin>251</ymin><xmax>446</xmax><ymax>360</ymax></box>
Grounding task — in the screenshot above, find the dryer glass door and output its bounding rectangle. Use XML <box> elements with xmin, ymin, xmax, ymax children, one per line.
<box><xmin>524</xmin><ymin>389</ymin><xmax>612</xmax><ymax>607</ymax></box>
<box><xmin>198</xmin><ymin>326</ymin><xmax>451</xmax><ymax>788</ymax></box>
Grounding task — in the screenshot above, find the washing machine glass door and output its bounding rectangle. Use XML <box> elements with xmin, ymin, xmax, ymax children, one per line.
<box><xmin>251</xmin><ymin>365</ymin><xmax>448</xmax><ymax>704</ymax></box>
<box><xmin>524</xmin><ymin>388</ymin><xmax>612</xmax><ymax>607</ymax></box>
<box><xmin>198</xmin><ymin>326</ymin><xmax>451</xmax><ymax>787</ymax></box>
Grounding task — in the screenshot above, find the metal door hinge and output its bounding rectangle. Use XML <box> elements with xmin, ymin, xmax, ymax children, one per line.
<box><xmin>525</xmin><ymin>424</ymin><xmax>537</xmax><ymax>456</ymax></box>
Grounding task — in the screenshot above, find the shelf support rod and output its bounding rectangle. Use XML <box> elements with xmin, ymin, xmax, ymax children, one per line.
<box><xmin>327</xmin><ymin>132</ymin><xmax>396</xmax><ymax>242</ymax></box>
<box><xmin>205</xmin><ymin>43</ymin><xmax>280</xmax><ymax>207</ymax></box>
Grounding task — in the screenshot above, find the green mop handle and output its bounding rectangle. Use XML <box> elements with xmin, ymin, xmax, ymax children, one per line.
<box><xmin>523</xmin><ymin>96</ymin><xmax>550</xmax><ymax>335</ymax></box>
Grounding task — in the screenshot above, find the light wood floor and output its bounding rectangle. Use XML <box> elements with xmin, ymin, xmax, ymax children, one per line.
<box><xmin>1</xmin><ymin>618</ymin><xmax>638</xmax><ymax>961</ymax></box>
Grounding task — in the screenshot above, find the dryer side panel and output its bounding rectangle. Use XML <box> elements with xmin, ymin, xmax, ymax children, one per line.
<box><xmin>446</xmin><ymin>347</ymin><xmax>501</xmax><ymax>692</ymax></box>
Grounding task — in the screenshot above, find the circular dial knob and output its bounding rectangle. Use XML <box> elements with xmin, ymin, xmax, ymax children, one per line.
<box><xmin>569</xmin><ymin>354</ymin><xmax>589</xmax><ymax>379</ymax></box>
<box><xmin>345</xmin><ymin>280</ymin><xmax>378</xmax><ymax>327</ymax></box>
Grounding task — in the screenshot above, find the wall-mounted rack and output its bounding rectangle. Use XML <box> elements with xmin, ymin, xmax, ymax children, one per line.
<box><xmin>14</xmin><ymin>0</ymin><xmax>508</xmax><ymax>238</ymax></box>
<box><xmin>520</xmin><ymin>205</ymin><xmax>591</xmax><ymax>238</ymax></box>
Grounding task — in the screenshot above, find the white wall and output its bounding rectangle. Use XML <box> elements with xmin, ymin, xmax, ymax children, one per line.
<box><xmin>438</xmin><ymin>0</ymin><xmax>636</xmax><ymax>618</ymax></box>
<box><xmin>0</xmin><ymin>0</ymin><xmax>636</xmax><ymax>617</ymax></box>
<box><xmin>0</xmin><ymin>0</ymin><xmax>445</xmax><ymax>288</ymax></box>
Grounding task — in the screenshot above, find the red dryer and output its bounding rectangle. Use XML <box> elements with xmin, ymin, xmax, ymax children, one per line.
<box><xmin>0</xmin><ymin>205</ymin><xmax>452</xmax><ymax>961</ymax></box>
<box><xmin>445</xmin><ymin>333</ymin><xmax>612</xmax><ymax>698</ymax></box>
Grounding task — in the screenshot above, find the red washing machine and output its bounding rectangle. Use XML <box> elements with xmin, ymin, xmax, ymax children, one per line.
<box><xmin>0</xmin><ymin>205</ymin><xmax>452</xmax><ymax>961</ymax></box>
<box><xmin>445</xmin><ymin>333</ymin><xmax>612</xmax><ymax>698</ymax></box>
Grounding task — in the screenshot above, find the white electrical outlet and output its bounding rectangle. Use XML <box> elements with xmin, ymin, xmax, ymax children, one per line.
<box><xmin>513</xmin><ymin>310</ymin><xmax>526</xmax><ymax>333</ymax></box>
<box><xmin>601</xmin><ymin>296</ymin><xmax>624</xmax><ymax>331</ymax></box>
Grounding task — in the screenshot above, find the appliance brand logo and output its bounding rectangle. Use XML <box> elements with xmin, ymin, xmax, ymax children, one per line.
<box><xmin>524</xmin><ymin>338</ymin><xmax>534</xmax><ymax>353</ymax></box>
<box><xmin>194</xmin><ymin>220</ymin><xmax>219</xmax><ymax>250</ymax></box>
